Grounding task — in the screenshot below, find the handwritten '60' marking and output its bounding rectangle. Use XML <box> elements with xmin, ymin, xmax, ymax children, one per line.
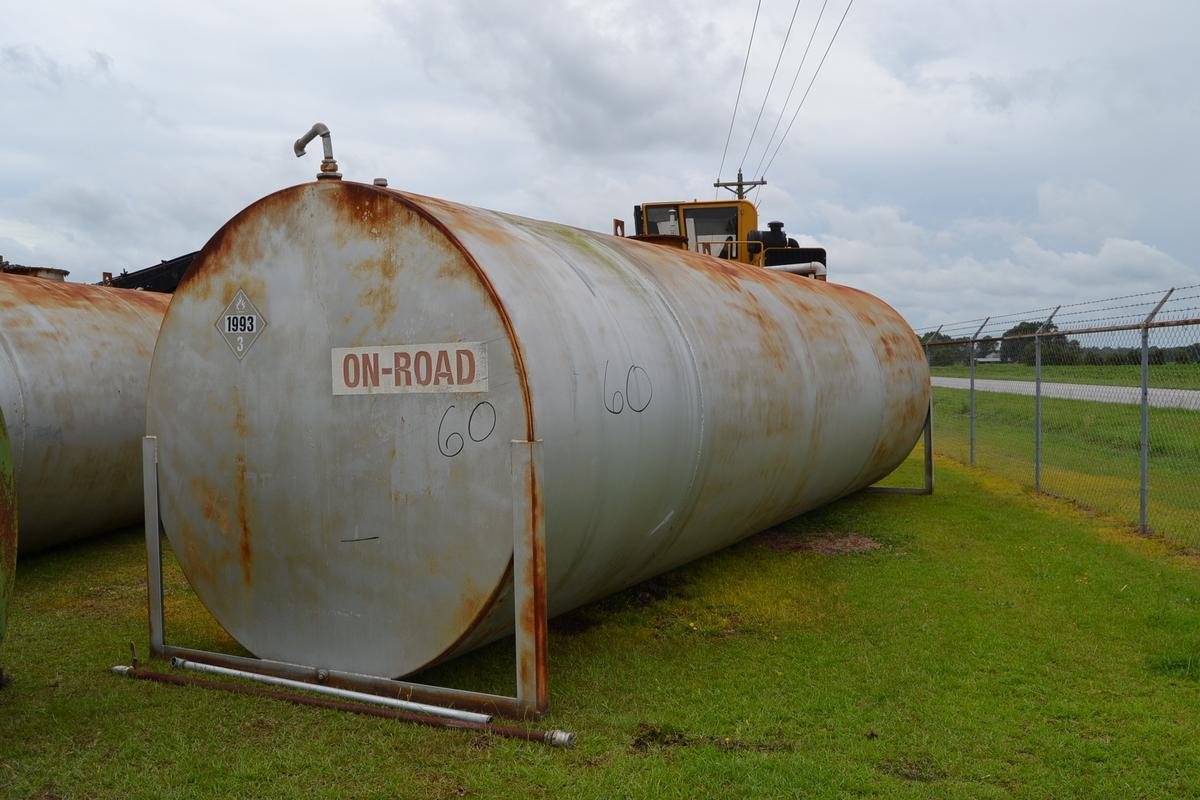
<box><xmin>603</xmin><ymin>361</ymin><xmax>653</xmax><ymax>415</ymax></box>
<box><xmin>437</xmin><ymin>401</ymin><xmax>497</xmax><ymax>457</ymax></box>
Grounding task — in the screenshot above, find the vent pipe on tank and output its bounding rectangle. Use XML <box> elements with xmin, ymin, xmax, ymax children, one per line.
<box><xmin>293</xmin><ymin>123</ymin><xmax>341</xmax><ymax>181</ymax></box>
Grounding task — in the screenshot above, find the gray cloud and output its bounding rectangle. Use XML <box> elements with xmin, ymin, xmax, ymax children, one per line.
<box><xmin>381</xmin><ymin>1</ymin><xmax>734</xmax><ymax>158</ymax></box>
<box><xmin>2</xmin><ymin>45</ymin><xmax>66</xmax><ymax>88</ymax></box>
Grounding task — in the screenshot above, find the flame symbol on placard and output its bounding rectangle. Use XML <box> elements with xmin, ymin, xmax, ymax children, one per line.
<box><xmin>235</xmin><ymin>294</ymin><xmax>247</xmax><ymax>312</ymax></box>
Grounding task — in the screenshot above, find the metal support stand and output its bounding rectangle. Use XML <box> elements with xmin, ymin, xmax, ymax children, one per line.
<box><xmin>865</xmin><ymin>399</ymin><xmax>934</xmax><ymax>496</ymax></box>
<box><xmin>142</xmin><ymin>435</ymin><xmax>550</xmax><ymax>720</ymax></box>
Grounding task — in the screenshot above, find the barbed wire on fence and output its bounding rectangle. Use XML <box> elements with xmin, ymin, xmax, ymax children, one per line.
<box><xmin>917</xmin><ymin>284</ymin><xmax>1200</xmax><ymax>342</ymax></box>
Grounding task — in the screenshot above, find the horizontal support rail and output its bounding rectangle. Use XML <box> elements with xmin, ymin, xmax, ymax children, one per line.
<box><xmin>158</xmin><ymin>645</ymin><xmax>531</xmax><ymax>719</ymax></box>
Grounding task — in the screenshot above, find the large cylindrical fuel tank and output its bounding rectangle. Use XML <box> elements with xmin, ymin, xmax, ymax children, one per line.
<box><xmin>147</xmin><ymin>181</ymin><xmax>929</xmax><ymax>678</ymax></box>
<box><xmin>0</xmin><ymin>275</ymin><xmax>171</xmax><ymax>553</ymax></box>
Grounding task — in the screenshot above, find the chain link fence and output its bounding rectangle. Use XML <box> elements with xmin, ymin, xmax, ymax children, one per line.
<box><xmin>917</xmin><ymin>285</ymin><xmax>1200</xmax><ymax>548</ymax></box>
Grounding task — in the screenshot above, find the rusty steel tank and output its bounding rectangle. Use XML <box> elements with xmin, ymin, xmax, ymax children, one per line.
<box><xmin>0</xmin><ymin>275</ymin><xmax>171</xmax><ymax>553</ymax></box>
<box><xmin>146</xmin><ymin>179</ymin><xmax>930</xmax><ymax>678</ymax></box>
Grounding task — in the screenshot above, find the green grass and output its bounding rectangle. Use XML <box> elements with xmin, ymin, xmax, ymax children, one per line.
<box><xmin>930</xmin><ymin>363</ymin><xmax>1200</xmax><ymax>390</ymax></box>
<box><xmin>932</xmin><ymin>387</ymin><xmax>1200</xmax><ymax>548</ymax></box>
<box><xmin>2</xmin><ymin>457</ymin><xmax>1200</xmax><ymax>798</ymax></box>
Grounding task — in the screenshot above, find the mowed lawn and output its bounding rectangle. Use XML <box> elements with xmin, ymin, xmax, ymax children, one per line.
<box><xmin>930</xmin><ymin>363</ymin><xmax>1200</xmax><ymax>390</ymax></box>
<box><xmin>2</xmin><ymin>456</ymin><xmax>1199</xmax><ymax>799</ymax></box>
<box><xmin>932</xmin><ymin>387</ymin><xmax>1200</xmax><ymax>549</ymax></box>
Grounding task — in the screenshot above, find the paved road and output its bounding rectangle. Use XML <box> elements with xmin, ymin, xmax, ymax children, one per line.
<box><xmin>930</xmin><ymin>377</ymin><xmax>1200</xmax><ymax>411</ymax></box>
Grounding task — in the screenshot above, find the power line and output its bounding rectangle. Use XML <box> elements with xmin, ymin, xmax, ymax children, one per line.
<box><xmin>761</xmin><ymin>0</ymin><xmax>855</xmax><ymax>178</ymax></box>
<box><xmin>750</xmin><ymin>0</ymin><xmax>830</xmax><ymax>178</ymax></box>
<box><xmin>737</xmin><ymin>0</ymin><xmax>805</xmax><ymax>172</ymax></box>
<box><xmin>715</xmin><ymin>0</ymin><xmax>763</xmax><ymax>194</ymax></box>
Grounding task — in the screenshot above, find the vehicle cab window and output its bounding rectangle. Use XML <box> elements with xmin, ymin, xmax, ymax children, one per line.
<box><xmin>683</xmin><ymin>206</ymin><xmax>739</xmax><ymax>258</ymax></box>
<box><xmin>645</xmin><ymin>205</ymin><xmax>681</xmax><ymax>235</ymax></box>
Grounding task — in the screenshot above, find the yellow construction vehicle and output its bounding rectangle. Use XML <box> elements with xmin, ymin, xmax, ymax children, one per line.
<box><xmin>617</xmin><ymin>170</ymin><xmax>827</xmax><ymax>279</ymax></box>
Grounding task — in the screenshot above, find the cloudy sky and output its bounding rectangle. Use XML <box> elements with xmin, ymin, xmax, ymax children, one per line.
<box><xmin>3</xmin><ymin>0</ymin><xmax>1197</xmax><ymax>328</ymax></box>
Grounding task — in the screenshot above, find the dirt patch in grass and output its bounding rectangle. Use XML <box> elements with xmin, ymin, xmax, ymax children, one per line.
<box><xmin>551</xmin><ymin>573</ymin><xmax>691</xmax><ymax>636</ymax></box>
<box><xmin>629</xmin><ymin>723</ymin><xmax>794</xmax><ymax>753</ymax></box>
<box><xmin>757</xmin><ymin>530</ymin><xmax>883</xmax><ymax>554</ymax></box>
<box><xmin>878</xmin><ymin>754</ymin><xmax>948</xmax><ymax>782</ymax></box>
<box><xmin>237</xmin><ymin>717</ymin><xmax>278</xmax><ymax>739</ymax></box>
<box><xmin>468</xmin><ymin>733</ymin><xmax>494</xmax><ymax>751</ymax></box>
<box><xmin>630</xmin><ymin>723</ymin><xmax>689</xmax><ymax>751</ymax></box>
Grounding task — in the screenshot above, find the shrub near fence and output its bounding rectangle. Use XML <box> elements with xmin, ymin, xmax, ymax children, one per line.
<box><xmin>918</xmin><ymin>286</ymin><xmax>1200</xmax><ymax>548</ymax></box>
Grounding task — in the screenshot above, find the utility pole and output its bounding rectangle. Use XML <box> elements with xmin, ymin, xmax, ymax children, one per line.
<box><xmin>713</xmin><ymin>169</ymin><xmax>766</xmax><ymax>199</ymax></box>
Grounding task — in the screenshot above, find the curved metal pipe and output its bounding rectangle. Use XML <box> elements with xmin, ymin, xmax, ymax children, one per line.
<box><xmin>765</xmin><ymin>261</ymin><xmax>827</xmax><ymax>279</ymax></box>
<box><xmin>293</xmin><ymin>122</ymin><xmax>332</xmax><ymax>159</ymax></box>
<box><xmin>293</xmin><ymin>123</ymin><xmax>340</xmax><ymax>179</ymax></box>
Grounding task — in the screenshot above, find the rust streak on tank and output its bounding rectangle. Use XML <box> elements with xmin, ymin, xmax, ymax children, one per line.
<box><xmin>191</xmin><ymin>476</ymin><xmax>229</xmax><ymax>531</ymax></box>
<box><xmin>230</xmin><ymin>385</ymin><xmax>253</xmax><ymax>586</ymax></box>
<box><xmin>235</xmin><ymin>453</ymin><xmax>252</xmax><ymax>586</ymax></box>
<box><xmin>233</xmin><ymin>401</ymin><xmax>249</xmax><ymax>439</ymax></box>
<box><xmin>180</xmin><ymin>519</ymin><xmax>214</xmax><ymax>587</ymax></box>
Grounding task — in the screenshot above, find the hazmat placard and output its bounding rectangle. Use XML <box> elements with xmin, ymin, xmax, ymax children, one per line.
<box><xmin>216</xmin><ymin>289</ymin><xmax>267</xmax><ymax>360</ymax></box>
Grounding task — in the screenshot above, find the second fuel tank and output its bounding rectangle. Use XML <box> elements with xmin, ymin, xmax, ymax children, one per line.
<box><xmin>0</xmin><ymin>275</ymin><xmax>171</xmax><ymax>553</ymax></box>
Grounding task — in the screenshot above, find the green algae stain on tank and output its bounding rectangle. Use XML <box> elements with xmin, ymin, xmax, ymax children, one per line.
<box><xmin>0</xmin><ymin>406</ymin><xmax>16</xmax><ymax>655</ymax></box>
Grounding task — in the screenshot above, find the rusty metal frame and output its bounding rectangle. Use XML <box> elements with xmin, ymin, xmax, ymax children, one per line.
<box><xmin>142</xmin><ymin>435</ymin><xmax>550</xmax><ymax>720</ymax></box>
<box><xmin>864</xmin><ymin>398</ymin><xmax>934</xmax><ymax>496</ymax></box>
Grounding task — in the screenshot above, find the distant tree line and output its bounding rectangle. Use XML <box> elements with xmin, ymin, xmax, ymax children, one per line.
<box><xmin>921</xmin><ymin>323</ymin><xmax>1200</xmax><ymax>367</ymax></box>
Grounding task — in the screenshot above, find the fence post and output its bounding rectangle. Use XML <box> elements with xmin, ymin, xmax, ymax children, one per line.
<box><xmin>1034</xmin><ymin>334</ymin><xmax>1042</xmax><ymax>490</ymax></box>
<box><xmin>1034</xmin><ymin>306</ymin><xmax>1060</xmax><ymax>492</ymax></box>
<box><xmin>1140</xmin><ymin>289</ymin><xmax>1175</xmax><ymax>534</ymax></box>
<box><xmin>926</xmin><ymin>325</ymin><xmax>941</xmax><ymax>460</ymax></box>
<box><xmin>968</xmin><ymin>317</ymin><xmax>989</xmax><ymax>466</ymax></box>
